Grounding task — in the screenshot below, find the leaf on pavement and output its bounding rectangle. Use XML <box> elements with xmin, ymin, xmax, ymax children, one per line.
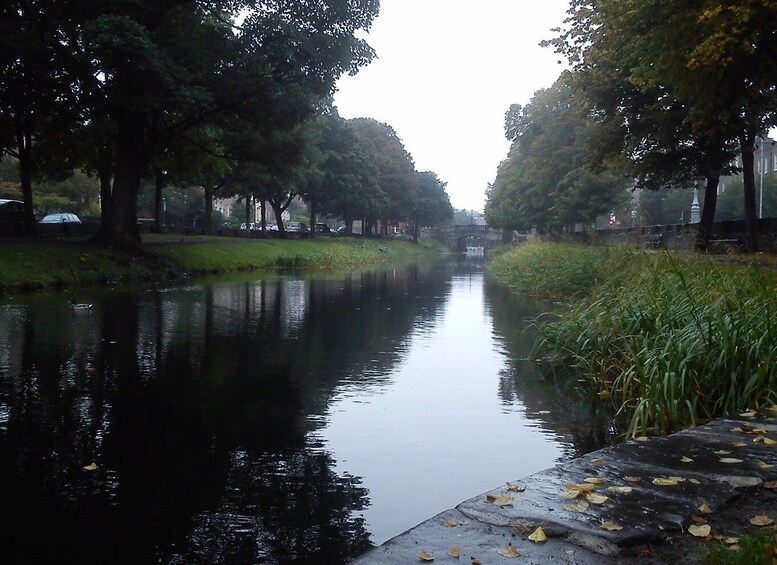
<box><xmin>585</xmin><ymin>492</ymin><xmax>609</xmax><ymax>504</ymax></box>
<box><xmin>763</xmin><ymin>481</ymin><xmax>777</xmax><ymax>489</ymax></box>
<box><xmin>718</xmin><ymin>457</ymin><xmax>743</xmax><ymax>464</ymax></box>
<box><xmin>714</xmin><ymin>450</ymin><xmax>732</xmax><ymax>455</ymax></box>
<box><xmin>624</xmin><ymin>476</ymin><xmax>641</xmax><ymax>482</ymax></box>
<box><xmin>491</xmin><ymin>495</ymin><xmax>514</xmax><ymax>506</ymax></box>
<box><xmin>447</xmin><ymin>546</ymin><xmax>461</xmax><ymax>558</ymax></box>
<box><xmin>653</xmin><ymin>477</ymin><xmax>680</xmax><ymax>486</ymax></box>
<box><xmin>496</xmin><ymin>544</ymin><xmax>521</xmax><ymax>558</ymax></box>
<box><xmin>82</xmin><ymin>462</ymin><xmax>98</xmax><ymax>471</ymax></box>
<box><xmin>680</xmin><ymin>456</ymin><xmax>694</xmax><ymax>463</ymax></box>
<box><xmin>754</xmin><ymin>436</ymin><xmax>776</xmax><ymax>446</ymax></box>
<box><xmin>528</xmin><ymin>527</ymin><xmax>547</xmax><ymax>543</ymax></box>
<box><xmin>584</xmin><ymin>477</ymin><xmax>606</xmax><ymax>485</ymax></box>
<box><xmin>749</xmin><ymin>515</ymin><xmax>774</xmax><ymax>527</ymax></box>
<box><xmin>506</xmin><ymin>481</ymin><xmax>526</xmax><ymax>492</ymax></box>
<box><xmin>600</xmin><ymin>520</ymin><xmax>623</xmax><ymax>531</ymax></box>
<box><xmin>688</xmin><ymin>524</ymin><xmax>711</xmax><ymax>537</ymax></box>
<box><xmin>739</xmin><ymin>411</ymin><xmax>756</xmax><ymax>418</ymax></box>
<box><xmin>606</xmin><ymin>486</ymin><xmax>633</xmax><ymax>494</ymax></box>
<box><xmin>591</xmin><ymin>457</ymin><xmax>605</xmax><ymax>465</ymax></box>
<box><xmin>417</xmin><ymin>550</ymin><xmax>434</xmax><ymax>561</ymax></box>
<box><xmin>698</xmin><ymin>503</ymin><xmax>713</xmax><ymax>514</ymax></box>
<box><xmin>565</xmin><ymin>482</ymin><xmax>595</xmax><ymax>493</ymax></box>
<box><xmin>758</xmin><ymin>460</ymin><xmax>774</xmax><ymax>469</ymax></box>
<box><xmin>565</xmin><ymin>500</ymin><xmax>590</xmax><ymax>512</ymax></box>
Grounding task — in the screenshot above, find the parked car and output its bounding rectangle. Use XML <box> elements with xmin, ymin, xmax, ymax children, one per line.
<box><xmin>336</xmin><ymin>225</ymin><xmax>348</xmax><ymax>234</ymax></box>
<box><xmin>287</xmin><ymin>221</ymin><xmax>308</xmax><ymax>234</ymax></box>
<box><xmin>40</xmin><ymin>212</ymin><xmax>81</xmax><ymax>225</ymax></box>
<box><xmin>314</xmin><ymin>222</ymin><xmax>332</xmax><ymax>234</ymax></box>
<box><xmin>0</xmin><ymin>199</ymin><xmax>26</xmax><ymax>235</ymax></box>
<box><xmin>240</xmin><ymin>222</ymin><xmax>257</xmax><ymax>231</ymax></box>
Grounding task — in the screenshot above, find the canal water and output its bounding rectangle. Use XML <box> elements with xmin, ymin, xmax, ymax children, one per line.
<box><xmin>0</xmin><ymin>256</ymin><xmax>616</xmax><ymax>563</ymax></box>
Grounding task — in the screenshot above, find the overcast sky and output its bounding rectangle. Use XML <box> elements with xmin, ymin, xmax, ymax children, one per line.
<box><xmin>334</xmin><ymin>0</ymin><xmax>570</xmax><ymax>212</ymax></box>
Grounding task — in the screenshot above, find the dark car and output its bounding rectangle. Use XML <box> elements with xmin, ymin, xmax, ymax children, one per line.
<box><xmin>0</xmin><ymin>199</ymin><xmax>26</xmax><ymax>236</ymax></box>
<box><xmin>314</xmin><ymin>223</ymin><xmax>332</xmax><ymax>234</ymax></box>
<box><xmin>40</xmin><ymin>212</ymin><xmax>82</xmax><ymax>225</ymax></box>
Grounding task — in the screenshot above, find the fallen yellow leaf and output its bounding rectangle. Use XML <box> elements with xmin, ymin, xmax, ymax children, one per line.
<box><xmin>730</xmin><ymin>427</ymin><xmax>745</xmax><ymax>433</ymax></box>
<box><xmin>688</xmin><ymin>478</ymin><xmax>701</xmax><ymax>484</ymax></box>
<box><xmin>417</xmin><ymin>549</ymin><xmax>434</xmax><ymax>561</ymax></box>
<box><xmin>443</xmin><ymin>519</ymin><xmax>469</xmax><ymax>527</ymax></box>
<box><xmin>739</xmin><ymin>411</ymin><xmax>756</xmax><ymax>418</ymax></box>
<box><xmin>565</xmin><ymin>482</ymin><xmax>595</xmax><ymax>493</ymax></box>
<box><xmin>565</xmin><ymin>500</ymin><xmax>590</xmax><ymax>512</ymax></box>
<box><xmin>600</xmin><ymin>520</ymin><xmax>623</xmax><ymax>531</ymax></box>
<box><xmin>598</xmin><ymin>389</ymin><xmax>610</xmax><ymax>399</ymax></box>
<box><xmin>591</xmin><ymin>457</ymin><xmax>605</xmax><ymax>465</ymax></box>
<box><xmin>731</xmin><ymin>441</ymin><xmax>747</xmax><ymax>448</ymax></box>
<box><xmin>680</xmin><ymin>456</ymin><xmax>694</xmax><ymax>463</ymax></box>
<box><xmin>634</xmin><ymin>436</ymin><xmax>649</xmax><ymax>442</ymax></box>
<box><xmin>765</xmin><ymin>405</ymin><xmax>777</xmax><ymax>412</ymax></box>
<box><xmin>718</xmin><ymin>457</ymin><xmax>744</xmax><ymax>464</ymax></box>
<box><xmin>758</xmin><ymin>460</ymin><xmax>775</xmax><ymax>469</ymax></box>
<box><xmin>447</xmin><ymin>546</ymin><xmax>461</xmax><ymax>558</ymax></box>
<box><xmin>558</xmin><ymin>490</ymin><xmax>582</xmax><ymax>499</ymax></box>
<box><xmin>722</xmin><ymin>536</ymin><xmax>739</xmax><ymax>545</ymax></box>
<box><xmin>624</xmin><ymin>476</ymin><xmax>641</xmax><ymax>482</ymax></box>
<box><xmin>584</xmin><ymin>477</ymin><xmax>606</xmax><ymax>485</ymax></box>
<box><xmin>688</xmin><ymin>524</ymin><xmax>711</xmax><ymax>537</ymax></box>
<box><xmin>607</xmin><ymin>486</ymin><xmax>633</xmax><ymax>494</ymax></box>
<box><xmin>727</xmin><ymin>544</ymin><xmax>741</xmax><ymax>552</ymax></box>
<box><xmin>653</xmin><ymin>477</ymin><xmax>679</xmax><ymax>486</ymax></box>
<box><xmin>754</xmin><ymin>436</ymin><xmax>776</xmax><ymax>446</ymax></box>
<box><xmin>585</xmin><ymin>492</ymin><xmax>609</xmax><ymax>504</ymax></box>
<box><xmin>749</xmin><ymin>515</ymin><xmax>774</xmax><ymax>527</ymax></box>
<box><xmin>714</xmin><ymin>450</ymin><xmax>732</xmax><ymax>455</ymax></box>
<box><xmin>764</xmin><ymin>481</ymin><xmax>777</xmax><ymax>489</ymax></box>
<box><xmin>528</xmin><ymin>527</ymin><xmax>547</xmax><ymax>543</ymax></box>
<box><xmin>698</xmin><ymin>503</ymin><xmax>712</xmax><ymax>514</ymax></box>
<box><xmin>491</xmin><ymin>495</ymin><xmax>514</xmax><ymax>506</ymax></box>
<box><xmin>497</xmin><ymin>544</ymin><xmax>521</xmax><ymax>558</ymax></box>
<box><xmin>506</xmin><ymin>481</ymin><xmax>526</xmax><ymax>492</ymax></box>
<box><xmin>82</xmin><ymin>462</ymin><xmax>98</xmax><ymax>471</ymax></box>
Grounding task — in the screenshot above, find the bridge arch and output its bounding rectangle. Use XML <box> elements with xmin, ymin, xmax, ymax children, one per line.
<box><xmin>422</xmin><ymin>224</ymin><xmax>505</xmax><ymax>251</ymax></box>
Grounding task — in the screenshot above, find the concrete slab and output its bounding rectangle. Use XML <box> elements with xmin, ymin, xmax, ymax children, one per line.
<box><xmin>351</xmin><ymin>410</ymin><xmax>777</xmax><ymax>563</ymax></box>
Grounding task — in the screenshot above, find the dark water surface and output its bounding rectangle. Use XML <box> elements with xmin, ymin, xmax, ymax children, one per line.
<box><xmin>0</xmin><ymin>257</ymin><xmax>615</xmax><ymax>563</ymax></box>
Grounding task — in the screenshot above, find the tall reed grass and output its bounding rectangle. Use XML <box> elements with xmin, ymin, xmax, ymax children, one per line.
<box><xmin>493</xmin><ymin>242</ymin><xmax>777</xmax><ymax>436</ymax></box>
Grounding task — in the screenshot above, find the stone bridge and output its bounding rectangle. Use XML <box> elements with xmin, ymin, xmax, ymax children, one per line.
<box><xmin>422</xmin><ymin>224</ymin><xmax>505</xmax><ymax>252</ymax></box>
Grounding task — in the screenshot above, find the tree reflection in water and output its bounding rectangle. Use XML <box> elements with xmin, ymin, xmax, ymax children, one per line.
<box><xmin>0</xmin><ymin>264</ymin><xmax>449</xmax><ymax>563</ymax></box>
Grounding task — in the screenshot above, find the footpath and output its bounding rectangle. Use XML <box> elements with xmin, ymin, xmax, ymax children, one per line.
<box><xmin>351</xmin><ymin>410</ymin><xmax>777</xmax><ymax>564</ymax></box>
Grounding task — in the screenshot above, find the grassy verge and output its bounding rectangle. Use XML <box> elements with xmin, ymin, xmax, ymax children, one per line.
<box><xmin>0</xmin><ymin>235</ymin><xmax>448</xmax><ymax>293</ymax></box>
<box><xmin>490</xmin><ymin>241</ymin><xmax>777</xmax><ymax>437</ymax></box>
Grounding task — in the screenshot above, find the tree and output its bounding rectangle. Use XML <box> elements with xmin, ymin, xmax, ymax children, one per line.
<box><xmin>0</xmin><ymin>1</ymin><xmax>379</xmax><ymax>249</ymax></box>
<box><xmin>410</xmin><ymin>171</ymin><xmax>453</xmax><ymax>242</ymax></box>
<box><xmin>485</xmin><ymin>76</ymin><xmax>629</xmax><ymax>233</ymax></box>
<box><xmin>348</xmin><ymin>118</ymin><xmax>417</xmax><ymax>234</ymax></box>
<box><xmin>551</xmin><ymin>0</ymin><xmax>777</xmax><ymax>250</ymax></box>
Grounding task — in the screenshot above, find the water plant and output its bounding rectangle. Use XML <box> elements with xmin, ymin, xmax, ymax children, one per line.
<box><xmin>492</xmin><ymin>242</ymin><xmax>777</xmax><ymax>437</ymax></box>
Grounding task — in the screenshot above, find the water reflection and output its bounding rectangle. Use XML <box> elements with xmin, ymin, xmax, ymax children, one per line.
<box><xmin>0</xmin><ymin>259</ymin><xmax>615</xmax><ymax>563</ymax></box>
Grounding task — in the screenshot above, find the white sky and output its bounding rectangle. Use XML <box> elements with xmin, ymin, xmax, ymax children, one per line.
<box><xmin>334</xmin><ymin>0</ymin><xmax>570</xmax><ymax>212</ymax></box>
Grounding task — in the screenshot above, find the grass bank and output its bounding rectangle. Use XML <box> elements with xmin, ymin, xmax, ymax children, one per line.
<box><xmin>490</xmin><ymin>241</ymin><xmax>777</xmax><ymax>437</ymax></box>
<box><xmin>0</xmin><ymin>235</ymin><xmax>448</xmax><ymax>293</ymax></box>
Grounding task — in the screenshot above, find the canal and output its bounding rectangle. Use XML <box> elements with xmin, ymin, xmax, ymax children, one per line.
<box><xmin>0</xmin><ymin>256</ymin><xmax>616</xmax><ymax>563</ymax></box>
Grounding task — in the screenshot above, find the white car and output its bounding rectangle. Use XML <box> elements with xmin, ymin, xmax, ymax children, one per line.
<box><xmin>40</xmin><ymin>212</ymin><xmax>81</xmax><ymax>224</ymax></box>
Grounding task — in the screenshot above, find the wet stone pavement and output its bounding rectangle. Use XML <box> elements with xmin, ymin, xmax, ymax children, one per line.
<box><xmin>351</xmin><ymin>410</ymin><xmax>777</xmax><ymax>564</ymax></box>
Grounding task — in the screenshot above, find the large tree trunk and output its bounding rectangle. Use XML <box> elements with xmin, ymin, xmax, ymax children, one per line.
<box><xmin>695</xmin><ymin>175</ymin><xmax>719</xmax><ymax>252</ymax></box>
<box><xmin>204</xmin><ymin>185</ymin><xmax>213</xmax><ymax>235</ymax></box>
<box><xmin>15</xmin><ymin>116</ymin><xmax>36</xmax><ymax>237</ymax></box>
<box><xmin>309</xmin><ymin>202</ymin><xmax>317</xmax><ymax>239</ymax></box>
<box><xmin>98</xmin><ymin>144</ymin><xmax>113</xmax><ymax>227</ymax></box>
<box><xmin>92</xmin><ymin>110</ymin><xmax>145</xmax><ymax>250</ymax></box>
<box><xmin>154</xmin><ymin>168</ymin><xmax>165</xmax><ymax>234</ymax></box>
<box><xmin>270</xmin><ymin>201</ymin><xmax>286</xmax><ymax>236</ymax></box>
<box><xmin>739</xmin><ymin>134</ymin><xmax>759</xmax><ymax>252</ymax></box>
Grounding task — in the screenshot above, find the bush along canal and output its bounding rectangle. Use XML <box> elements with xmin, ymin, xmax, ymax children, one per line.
<box><xmin>0</xmin><ymin>255</ymin><xmax>623</xmax><ymax>564</ymax></box>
